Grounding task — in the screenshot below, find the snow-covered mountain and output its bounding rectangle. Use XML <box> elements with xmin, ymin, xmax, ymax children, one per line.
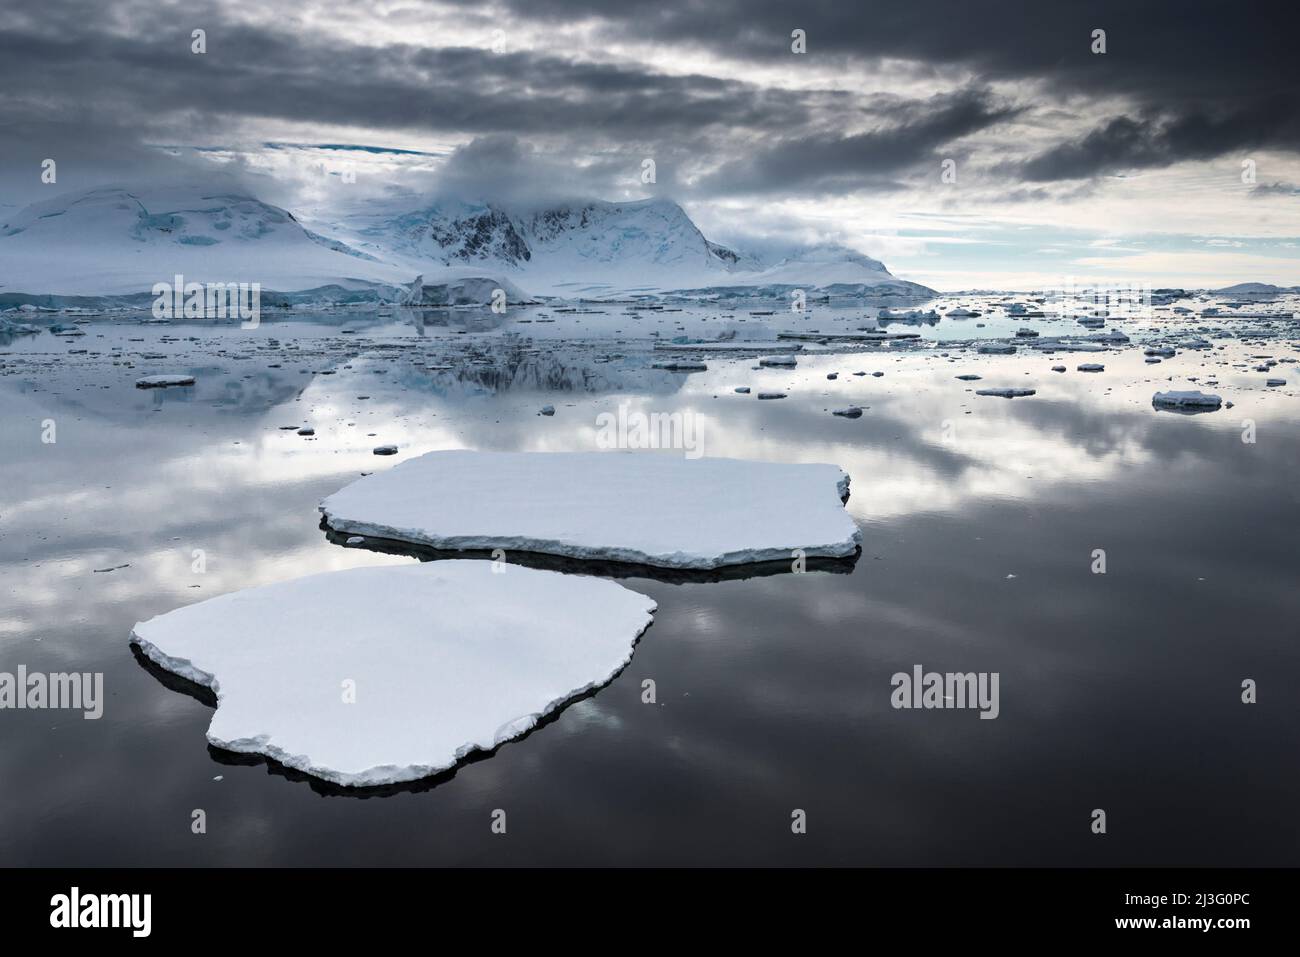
<box><xmin>0</xmin><ymin>182</ymin><xmax>935</xmax><ymax>301</ymax></box>
<box><xmin>0</xmin><ymin>183</ymin><xmax>414</xmax><ymax>297</ymax></box>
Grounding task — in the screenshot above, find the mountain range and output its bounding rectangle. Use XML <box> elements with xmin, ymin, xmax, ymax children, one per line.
<box><xmin>0</xmin><ymin>181</ymin><xmax>936</xmax><ymax>303</ymax></box>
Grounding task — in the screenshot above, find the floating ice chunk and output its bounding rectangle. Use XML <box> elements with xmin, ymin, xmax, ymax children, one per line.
<box><xmin>651</xmin><ymin>360</ymin><xmax>707</xmax><ymax>372</ymax></box>
<box><xmin>135</xmin><ymin>374</ymin><xmax>195</xmax><ymax>388</ymax></box>
<box><xmin>1077</xmin><ymin>363</ymin><xmax>1105</xmax><ymax>372</ymax></box>
<box><xmin>538</xmin><ymin>405</ymin><xmax>555</xmax><ymax>416</ymax></box>
<box><xmin>734</xmin><ymin>386</ymin><xmax>751</xmax><ymax>394</ymax></box>
<box><xmin>832</xmin><ymin>406</ymin><xmax>863</xmax><ymax>418</ymax></box>
<box><xmin>975</xmin><ymin>388</ymin><xmax>1036</xmax><ymax>398</ymax></box>
<box><xmin>977</xmin><ymin>344</ymin><xmax>1016</xmax><ymax>354</ymax></box>
<box><xmin>756</xmin><ymin>391</ymin><xmax>787</xmax><ymax>400</ymax></box>
<box><xmin>1266</xmin><ymin>378</ymin><xmax>1287</xmax><ymax>386</ymax></box>
<box><xmin>1152</xmin><ymin>390</ymin><xmax>1222</xmax><ymax>411</ymax></box>
<box><xmin>759</xmin><ymin>355</ymin><xmax>798</xmax><ymax>368</ymax></box>
<box><xmin>1051</xmin><ymin>365</ymin><xmax>1066</xmax><ymax>372</ymax></box>
<box><xmin>955</xmin><ymin>374</ymin><xmax>982</xmax><ymax>381</ymax></box>
<box><xmin>320</xmin><ymin>450</ymin><xmax>860</xmax><ymax>569</ymax></box>
<box><xmin>131</xmin><ymin>562</ymin><xmax>656</xmax><ymax>787</ymax></box>
<box><xmin>373</xmin><ymin>444</ymin><xmax>398</xmax><ymax>455</ymax></box>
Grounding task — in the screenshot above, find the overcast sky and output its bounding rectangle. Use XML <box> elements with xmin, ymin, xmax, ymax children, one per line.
<box><xmin>2</xmin><ymin>0</ymin><xmax>1298</xmax><ymax>288</ymax></box>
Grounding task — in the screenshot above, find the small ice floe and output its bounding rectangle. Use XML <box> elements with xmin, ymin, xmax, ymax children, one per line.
<box><xmin>538</xmin><ymin>405</ymin><xmax>555</xmax><ymax>416</ymax></box>
<box><xmin>135</xmin><ymin>374</ymin><xmax>195</xmax><ymax>388</ymax></box>
<box><xmin>1051</xmin><ymin>365</ymin><xmax>1067</xmax><ymax>373</ymax></box>
<box><xmin>756</xmin><ymin>391</ymin><xmax>787</xmax><ymax>400</ymax></box>
<box><xmin>975</xmin><ymin>388</ymin><xmax>1036</xmax><ymax>398</ymax></box>
<box><xmin>1145</xmin><ymin>346</ymin><xmax>1176</xmax><ymax>358</ymax></box>
<box><xmin>734</xmin><ymin>386</ymin><xmax>751</xmax><ymax>394</ymax></box>
<box><xmin>826</xmin><ymin>372</ymin><xmax>838</xmax><ymax>380</ymax></box>
<box><xmin>1015</xmin><ymin>328</ymin><xmax>1039</xmax><ymax>338</ymax></box>
<box><xmin>131</xmin><ymin>562</ymin><xmax>657</xmax><ymax>787</ymax></box>
<box><xmin>320</xmin><ymin>450</ymin><xmax>861</xmax><ymax>569</ymax></box>
<box><xmin>652</xmin><ymin>360</ymin><xmax>707</xmax><ymax>372</ymax></box>
<box><xmin>759</xmin><ymin>356</ymin><xmax>798</xmax><ymax>368</ymax></box>
<box><xmin>955</xmin><ymin>374</ymin><xmax>982</xmax><ymax>381</ymax></box>
<box><xmin>1152</xmin><ymin>390</ymin><xmax>1222</xmax><ymax>412</ymax></box>
<box><xmin>1145</xmin><ymin>357</ymin><xmax>1162</xmax><ymax>364</ymax></box>
<box><xmin>297</xmin><ymin>427</ymin><xmax>315</xmax><ymax>436</ymax></box>
<box><xmin>832</xmin><ymin>406</ymin><xmax>863</xmax><ymax>418</ymax></box>
<box><xmin>977</xmin><ymin>344</ymin><xmax>1016</xmax><ymax>355</ymax></box>
<box><xmin>1266</xmin><ymin>378</ymin><xmax>1287</xmax><ymax>386</ymax></box>
<box><xmin>1077</xmin><ymin>363</ymin><xmax>1105</xmax><ymax>372</ymax></box>
<box><xmin>871</xmin><ymin>371</ymin><xmax>884</xmax><ymax>378</ymax></box>
<box><xmin>373</xmin><ymin>444</ymin><xmax>398</xmax><ymax>455</ymax></box>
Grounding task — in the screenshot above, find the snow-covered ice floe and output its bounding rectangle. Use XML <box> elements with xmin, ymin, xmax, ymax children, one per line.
<box><xmin>135</xmin><ymin>374</ymin><xmax>195</xmax><ymax>388</ymax></box>
<box><xmin>1152</xmin><ymin>390</ymin><xmax>1223</xmax><ymax>412</ymax></box>
<box><xmin>131</xmin><ymin>562</ymin><xmax>656</xmax><ymax>787</ymax></box>
<box><xmin>320</xmin><ymin>450</ymin><xmax>861</xmax><ymax>569</ymax></box>
<box><xmin>975</xmin><ymin>388</ymin><xmax>1036</xmax><ymax>398</ymax></box>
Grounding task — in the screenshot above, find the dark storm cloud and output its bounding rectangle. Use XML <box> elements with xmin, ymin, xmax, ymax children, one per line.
<box><xmin>455</xmin><ymin>0</ymin><xmax>1300</xmax><ymax>179</ymax></box>
<box><xmin>0</xmin><ymin>0</ymin><xmax>1023</xmax><ymax>201</ymax></box>
<box><xmin>697</xmin><ymin>88</ymin><xmax>1020</xmax><ymax>196</ymax></box>
<box><xmin>1015</xmin><ymin>98</ymin><xmax>1300</xmax><ymax>182</ymax></box>
<box><xmin>1</xmin><ymin>0</ymin><xmax>1294</xmax><ymax>199</ymax></box>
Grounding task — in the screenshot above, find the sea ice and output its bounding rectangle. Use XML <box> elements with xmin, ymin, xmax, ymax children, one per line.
<box><xmin>135</xmin><ymin>374</ymin><xmax>195</xmax><ymax>388</ymax></box>
<box><xmin>131</xmin><ymin>562</ymin><xmax>656</xmax><ymax>787</ymax></box>
<box><xmin>1152</xmin><ymin>390</ymin><xmax>1222</xmax><ymax>411</ymax></box>
<box><xmin>320</xmin><ymin>450</ymin><xmax>861</xmax><ymax>569</ymax></box>
<box><xmin>976</xmin><ymin>388</ymin><xmax>1036</xmax><ymax>398</ymax></box>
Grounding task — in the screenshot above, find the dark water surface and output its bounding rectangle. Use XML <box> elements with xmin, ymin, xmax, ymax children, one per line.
<box><xmin>1</xmin><ymin>301</ymin><xmax>1298</xmax><ymax>865</ymax></box>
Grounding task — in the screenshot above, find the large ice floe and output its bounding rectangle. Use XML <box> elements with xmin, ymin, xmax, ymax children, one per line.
<box><xmin>131</xmin><ymin>562</ymin><xmax>656</xmax><ymax>787</ymax></box>
<box><xmin>320</xmin><ymin>450</ymin><xmax>861</xmax><ymax>569</ymax></box>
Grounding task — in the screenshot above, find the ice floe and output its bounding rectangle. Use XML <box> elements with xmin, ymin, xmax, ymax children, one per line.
<box><xmin>320</xmin><ymin>450</ymin><xmax>860</xmax><ymax>569</ymax></box>
<box><xmin>135</xmin><ymin>374</ymin><xmax>195</xmax><ymax>388</ymax></box>
<box><xmin>975</xmin><ymin>388</ymin><xmax>1036</xmax><ymax>398</ymax></box>
<box><xmin>132</xmin><ymin>562</ymin><xmax>656</xmax><ymax>787</ymax></box>
<box><xmin>1152</xmin><ymin>390</ymin><xmax>1223</xmax><ymax>411</ymax></box>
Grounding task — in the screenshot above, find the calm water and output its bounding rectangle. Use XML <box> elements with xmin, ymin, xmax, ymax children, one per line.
<box><xmin>2</xmin><ymin>298</ymin><xmax>1298</xmax><ymax>865</ymax></box>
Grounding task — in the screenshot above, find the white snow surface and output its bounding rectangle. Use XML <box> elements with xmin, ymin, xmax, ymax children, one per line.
<box><xmin>131</xmin><ymin>561</ymin><xmax>656</xmax><ymax>787</ymax></box>
<box><xmin>320</xmin><ymin>450</ymin><xmax>861</xmax><ymax>568</ymax></box>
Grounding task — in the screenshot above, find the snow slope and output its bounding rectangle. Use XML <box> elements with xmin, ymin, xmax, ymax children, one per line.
<box><xmin>132</xmin><ymin>561</ymin><xmax>657</xmax><ymax>787</ymax></box>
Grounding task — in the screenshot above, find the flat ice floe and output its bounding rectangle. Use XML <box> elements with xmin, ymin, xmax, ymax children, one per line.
<box><xmin>135</xmin><ymin>374</ymin><xmax>195</xmax><ymax>388</ymax></box>
<box><xmin>1152</xmin><ymin>390</ymin><xmax>1222</xmax><ymax>411</ymax></box>
<box><xmin>131</xmin><ymin>562</ymin><xmax>656</xmax><ymax>787</ymax></box>
<box><xmin>320</xmin><ymin>450</ymin><xmax>861</xmax><ymax>569</ymax></box>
